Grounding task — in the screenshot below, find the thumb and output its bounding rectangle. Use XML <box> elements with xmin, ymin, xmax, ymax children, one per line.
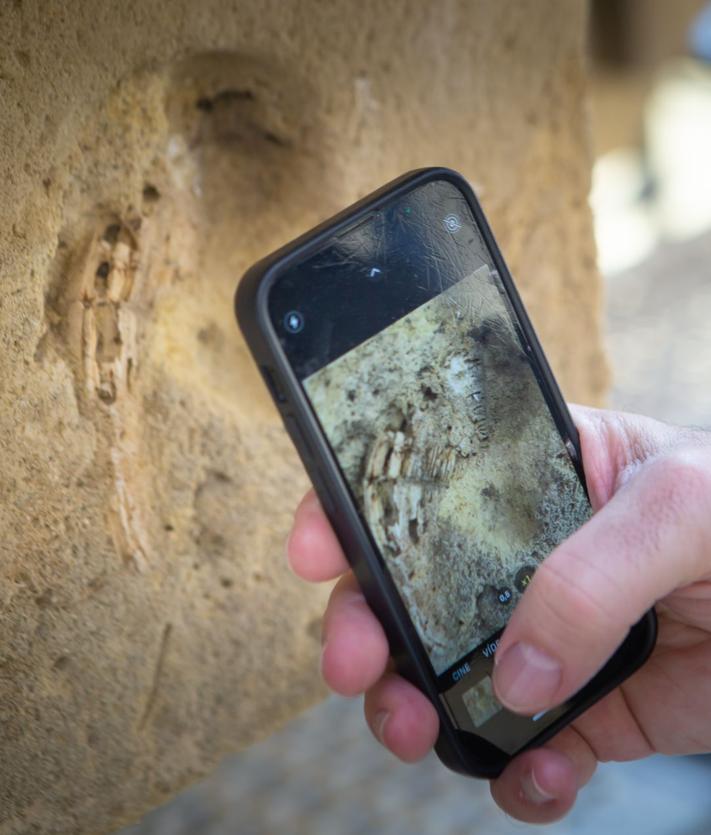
<box><xmin>492</xmin><ymin>440</ymin><xmax>711</xmax><ymax>715</ymax></box>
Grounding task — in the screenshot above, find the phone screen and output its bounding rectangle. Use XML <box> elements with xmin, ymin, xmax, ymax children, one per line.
<box><xmin>269</xmin><ymin>179</ymin><xmax>591</xmax><ymax>754</ymax></box>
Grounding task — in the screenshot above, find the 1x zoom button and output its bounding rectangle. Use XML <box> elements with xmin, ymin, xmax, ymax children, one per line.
<box><xmin>260</xmin><ymin>365</ymin><xmax>288</xmax><ymax>403</ymax></box>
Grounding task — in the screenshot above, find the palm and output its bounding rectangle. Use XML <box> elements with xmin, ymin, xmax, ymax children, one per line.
<box><xmin>572</xmin><ymin>586</ymin><xmax>711</xmax><ymax>760</ymax></box>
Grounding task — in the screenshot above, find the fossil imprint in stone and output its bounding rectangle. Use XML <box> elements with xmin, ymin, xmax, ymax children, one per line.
<box><xmin>67</xmin><ymin>220</ymin><xmax>140</xmax><ymax>406</ymax></box>
<box><xmin>40</xmin><ymin>51</ymin><xmax>327</xmax><ymax>580</ymax></box>
<box><xmin>46</xmin><ymin>205</ymin><xmax>164</xmax><ymax>573</ymax></box>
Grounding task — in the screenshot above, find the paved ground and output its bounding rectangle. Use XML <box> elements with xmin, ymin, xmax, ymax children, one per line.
<box><xmin>606</xmin><ymin>230</ymin><xmax>711</xmax><ymax>427</ymax></box>
<box><xmin>122</xmin><ymin>695</ymin><xmax>711</xmax><ymax>835</ymax></box>
<box><xmin>120</xmin><ymin>230</ymin><xmax>711</xmax><ymax>835</ymax></box>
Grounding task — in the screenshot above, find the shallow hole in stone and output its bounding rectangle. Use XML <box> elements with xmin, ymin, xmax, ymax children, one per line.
<box><xmin>34</xmin><ymin>589</ymin><xmax>54</xmax><ymax>609</ymax></box>
<box><xmin>142</xmin><ymin>183</ymin><xmax>161</xmax><ymax>203</ymax></box>
<box><xmin>103</xmin><ymin>223</ymin><xmax>121</xmax><ymax>245</ymax></box>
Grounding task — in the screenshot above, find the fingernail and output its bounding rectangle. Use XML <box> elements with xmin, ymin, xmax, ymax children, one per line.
<box><xmin>493</xmin><ymin>642</ymin><xmax>562</xmax><ymax>712</ymax></box>
<box><xmin>521</xmin><ymin>769</ymin><xmax>556</xmax><ymax>805</ymax></box>
<box><xmin>373</xmin><ymin>710</ymin><xmax>389</xmax><ymax>744</ymax></box>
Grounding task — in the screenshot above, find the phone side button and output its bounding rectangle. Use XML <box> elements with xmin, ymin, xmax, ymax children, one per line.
<box><xmin>283</xmin><ymin>416</ymin><xmax>335</xmax><ymax>516</ymax></box>
<box><xmin>260</xmin><ymin>365</ymin><xmax>288</xmax><ymax>403</ymax></box>
<box><xmin>283</xmin><ymin>415</ymin><xmax>315</xmax><ymax>462</ymax></box>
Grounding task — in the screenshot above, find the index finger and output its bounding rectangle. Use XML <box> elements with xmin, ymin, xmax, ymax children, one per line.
<box><xmin>286</xmin><ymin>490</ymin><xmax>350</xmax><ymax>581</ymax></box>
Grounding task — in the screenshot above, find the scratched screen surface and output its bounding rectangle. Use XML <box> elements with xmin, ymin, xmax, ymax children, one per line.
<box><xmin>296</xmin><ymin>183</ymin><xmax>592</xmax><ymax>677</ymax></box>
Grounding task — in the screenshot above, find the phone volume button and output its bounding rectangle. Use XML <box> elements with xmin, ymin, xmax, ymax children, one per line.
<box><xmin>283</xmin><ymin>415</ymin><xmax>315</xmax><ymax>462</ymax></box>
<box><xmin>282</xmin><ymin>416</ymin><xmax>335</xmax><ymax>517</ymax></box>
<box><xmin>260</xmin><ymin>365</ymin><xmax>288</xmax><ymax>403</ymax></box>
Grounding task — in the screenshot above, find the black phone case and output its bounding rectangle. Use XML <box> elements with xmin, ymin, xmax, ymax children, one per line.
<box><xmin>235</xmin><ymin>167</ymin><xmax>657</xmax><ymax>778</ymax></box>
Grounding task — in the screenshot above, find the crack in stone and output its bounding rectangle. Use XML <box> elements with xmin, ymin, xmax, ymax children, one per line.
<box><xmin>139</xmin><ymin>623</ymin><xmax>173</xmax><ymax>731</ymax></box>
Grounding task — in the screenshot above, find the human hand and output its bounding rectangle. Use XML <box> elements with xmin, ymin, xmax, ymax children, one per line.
<box><xmin>286</xmin><ymin>406</ymin><xmax>711</xmax><ymax>823</ymax></box>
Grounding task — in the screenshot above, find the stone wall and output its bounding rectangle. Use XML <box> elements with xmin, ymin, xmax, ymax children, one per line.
<box><xmin>0</xmin><ymin>1</ymin><xmax>604</xmax><ymax>832</ymax></box>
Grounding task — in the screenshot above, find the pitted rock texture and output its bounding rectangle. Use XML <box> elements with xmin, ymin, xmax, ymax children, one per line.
<box><xmin>0</xmin><ymin>1</ymin><xmax>605</xmax><ymax>833</ymax></box>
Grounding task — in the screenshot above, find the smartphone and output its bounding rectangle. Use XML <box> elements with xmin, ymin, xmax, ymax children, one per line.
<box><xmin>235</xmin><ymin>168</ymin><xmax>657</xmax><ymax>778</ymax></box>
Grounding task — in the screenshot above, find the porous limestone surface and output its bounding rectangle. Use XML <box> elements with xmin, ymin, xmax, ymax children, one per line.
<box><xmin>0</xmin><ymin>1</ymin><xmax>604</xmax><ymax>832</ymax></box>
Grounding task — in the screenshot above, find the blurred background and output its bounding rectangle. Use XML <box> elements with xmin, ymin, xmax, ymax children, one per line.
<box><xmin>121</xmin><ymin>2</ymin><xmax>711</xmax><ymax>832</ymax></box>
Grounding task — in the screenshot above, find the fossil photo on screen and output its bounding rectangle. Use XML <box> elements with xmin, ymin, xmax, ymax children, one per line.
<box><xmin>304</xmin><ymin>265</ymin><xmax>591</xmax><ymax>675</ymax></box>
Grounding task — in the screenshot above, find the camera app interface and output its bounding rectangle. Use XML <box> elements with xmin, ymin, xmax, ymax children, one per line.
<box><xmin>271</xmin><ymin>179</ymin><xmax>591</xmax><ymax>752</ymax></box>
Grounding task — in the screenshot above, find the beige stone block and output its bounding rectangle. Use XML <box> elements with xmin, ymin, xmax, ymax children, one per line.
<box><xmin>0</xmin><ymin>1</ymin><xmax>605</xmax><ymax>831</ymax></box>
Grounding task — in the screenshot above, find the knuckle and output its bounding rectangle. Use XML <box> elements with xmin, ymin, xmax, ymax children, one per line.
<box><xmin>645</xmin><ymin>450</ymin><xmax>711</xmax><ymax>510</ymax></box>
<box><xmin>529</xmin><ymin>548</ymin><xmax>625</xmax><ymax>644</ymax></box>
<box><xmin>641</xmin><ymin>450</ymin><xmax>711</xmax><ymax>552</ymax></box>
